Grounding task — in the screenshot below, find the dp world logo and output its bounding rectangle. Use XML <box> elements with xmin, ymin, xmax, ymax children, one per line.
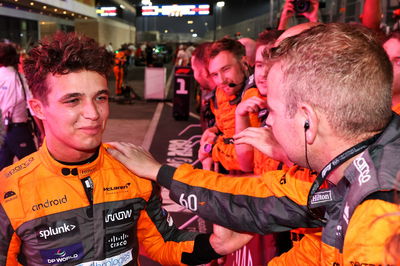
<box><xmin>40</xmin><ymin>243</ymin><xmax>84</xmax><ymax>265</ymax></box>
<box><xmin>55</xmin><ymin>249</ymin><xmax>66</xmax><ymax>257</ymax></box>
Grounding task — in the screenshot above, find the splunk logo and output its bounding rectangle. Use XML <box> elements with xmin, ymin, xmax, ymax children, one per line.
<box><xmin>32</xmin><ymin>195</ymin><xmax>68</xmax><ymax>211</ymax></box>
<box><xmin>35</xmin><ymin>217</ymin><xmax>80</xmax><ymax>241</ymax></box>
<box><xmin>40</xmin><ymin>242</ymin><xmax>84</xmax><ymax>265</ymax></box>
<box><xmin>104</xmin><ymin>205</ymin><xmax>134</xmax><ymax>227</ymax></box>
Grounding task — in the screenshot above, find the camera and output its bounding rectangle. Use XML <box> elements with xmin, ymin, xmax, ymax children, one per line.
<box><xmin>292</xmin><ymin>0</ymin><xmax>310</xmax><ymax>13</ymax></box>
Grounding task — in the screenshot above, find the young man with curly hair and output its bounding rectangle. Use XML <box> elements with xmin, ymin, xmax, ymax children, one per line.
<box><xmin>0</xmin><ymin>32</ymin><xmax>228</xmax><ymax>265</ymax></box>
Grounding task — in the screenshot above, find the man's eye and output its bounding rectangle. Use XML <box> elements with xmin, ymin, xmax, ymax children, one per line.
<box><xmin>97</xmin><ymin>95</ymin><xmax>109</xmax><ymax>101</ymax></box>
<box><xmin>393</xmin><ymin>58</ymin><xmax>400</xmax><ymax>67</ymax></box>
<box><xmin>64</xmin><ymin>98</ymin><xmax>79</xmax><ymax>104</ymax></box>
<box><xmin>222</xmin><ymin>66</ymin><xmax>230</xmax><ymax>72</ymax></box>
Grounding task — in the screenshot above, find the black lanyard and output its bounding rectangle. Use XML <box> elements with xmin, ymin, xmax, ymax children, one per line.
<box><xmin>306</xmin><ymin>132</ymin><xmax>381</xmax><ymax>222</ymax></box>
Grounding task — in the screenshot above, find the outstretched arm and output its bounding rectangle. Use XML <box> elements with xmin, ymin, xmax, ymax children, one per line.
<box><xmin>235</xmin><ymin>96</ymin><xmax>267</xmax><ymax>172</ymax></box>
<box><xmin>234</xmin><ymin>127</ymin><xmax>293</xmax><ymax>167</ymax></box>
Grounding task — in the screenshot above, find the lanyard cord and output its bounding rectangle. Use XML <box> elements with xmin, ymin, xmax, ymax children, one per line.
<box><xmin>306</xmin><ymin>132</ymin><xmax>382</xmax><ymax>217</ymax></box>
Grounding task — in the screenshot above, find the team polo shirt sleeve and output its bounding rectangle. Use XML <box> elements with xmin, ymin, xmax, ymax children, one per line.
<box><xmin>157</xmin><ymin>164</ymin><xmax>324</xmax><ymax>234</ymax></box>
<box><xmin>136</xmin><ymin>182</ymin><xmax>221</xmax><ymax>265</ymax></box>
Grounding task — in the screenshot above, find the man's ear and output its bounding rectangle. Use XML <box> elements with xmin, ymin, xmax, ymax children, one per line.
<box><xmin>28</xmin><ymin>99</ymin><xmax>45</xmax><ymax>120</ymax></box>
<box><xmin>239</xmin><ymin>56</ymin><xmax>250</xmax><ymax>77</ymax></box>
<box><xmin>299</xmin><ymin>103</ymin><xmax>319</xmax><ymax>145</ymax></box>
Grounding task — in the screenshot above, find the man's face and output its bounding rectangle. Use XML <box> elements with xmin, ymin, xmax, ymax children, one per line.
<box><xmin>383</xmin><ymin>38</ymin><xmax>400</xmax><ymax>97</ymax></box>
<box><xmin>208</xmin><ymin>51</ymin><xmax>246</xmax><ymax>96</ymax></box>
<box><xmin>39</xmin><ymin>70</ymin><xmax>109</xmax><ymax>159</ymax></box>
<box><xmin>265</xmin><ymin>63</ymin><xmax>304</xmax><ymax>165</ymax></box>
<box><xmin>254</xmin><ymin>45</ymin><xmax>270</xmax><ymax>96</ymax></box>
<box><xmin>191</xmin><ymin>55</ymin><xmax>215</xmax><ymax>90</ymax></box>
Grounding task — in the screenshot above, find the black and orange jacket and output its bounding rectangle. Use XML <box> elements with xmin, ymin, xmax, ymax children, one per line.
<box><xmin>210</xmin><ymin>81</ymin><xmax>260</xmax><ymax>171</ymax></box>
<box><xmin>156</xmin><ymin>114</ymin><xmax>400</xmax><ymax>265</ymax></box>
<box><xmin>0</xmin><ymin>142</ymin><xmax>219</xmax><ymax>266</ymax></box>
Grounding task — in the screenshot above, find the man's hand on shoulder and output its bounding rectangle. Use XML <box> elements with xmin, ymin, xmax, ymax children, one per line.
<box><xmin>106</xmin><ymin>142</ymin><xmax>161</xmax><ymax>181</ymax></box>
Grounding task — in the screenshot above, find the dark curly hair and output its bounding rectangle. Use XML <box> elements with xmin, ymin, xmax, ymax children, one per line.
<box><xmin>0</xmin><ymin>42</ymin><xmax>19</xmax><ymax>68</ymax></box>
<box><xmin>23</xmin><ymin>31</ymin><xmax>114</xmax><ymax>105</ymax></box>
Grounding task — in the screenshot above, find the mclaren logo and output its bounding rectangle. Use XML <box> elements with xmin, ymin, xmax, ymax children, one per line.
<box><xmin>103</xmin><ymin>183</ymin><xmax>131</xmax><ymax>192</ymax></box>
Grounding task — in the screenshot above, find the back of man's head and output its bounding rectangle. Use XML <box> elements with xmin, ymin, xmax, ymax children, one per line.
<box><xmin>192</xmin><ymin>42</ymin><xmax>213</xmax><ymax>66</ymax></box>
<box><xmin>271</xmin><ymin>23</ymin><xmax>393</xmax><ymax>139</ymax></box>
<box><xmin>238</xmin><ymin>38</ymin><xmax>256</xmax><ymax>66</ymax></box>
<box><xmin>208</xmin><ymin>38</ymin><xmax>245</xmax><ymax>63</ymax></box>
<box><xmin>257</xmin><ymin>30</ymin><xmax>284</xmax><ymax>48</ymax></box>
<box><xmin>24</xmin><ymin>31</ymin><xmax>114</xmax><ymax>105</ymax></box>
<box><xmin>0</xmin><ymin>42</ymin><xmax>19</xmax><ymax>68</ymax></box>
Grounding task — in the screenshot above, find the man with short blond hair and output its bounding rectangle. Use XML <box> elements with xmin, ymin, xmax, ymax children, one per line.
<box><xmin>108</xmin><ymin>23</ymin><xmax>400</xmax><ymax>265</ymax></box>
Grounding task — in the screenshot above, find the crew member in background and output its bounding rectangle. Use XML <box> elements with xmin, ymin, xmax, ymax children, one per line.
<box><xmin>383</xmin><ymin>31</ymin><xmax>400</xmax><ymax>114</ymax></box>
<box><xmin>113</xmin><ymin>47</ymin><xmax>130</xmax><ymax>96</ymax></box>
<box><xmin>198</xmin><ymin>38</ymin><xmax>253</xmax><ymax>173</ymax></box>
<box><xmin>190</xmin><ymin>42</ymin><xmax>216</xmax><ymax>132</ymax></box>
<box><xmin>238</xmin><ymin>37</ymin><xmax>257</xmax><ymax>68</ymax></box>
<box><xmin>0</xmin><ymin>41</ymin><xmax>36</xmax><ymax>170</ymax></box>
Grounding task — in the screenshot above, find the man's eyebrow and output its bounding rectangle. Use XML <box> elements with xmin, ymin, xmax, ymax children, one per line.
<box><xmin>59</xmin><ymin>93</ymin><xmax>83</xmax><ymax>101</ymax></box>
<box><xmin>97</xmin><ymin>90</ymin><xmax>110</xmax><ymax>96</ymax></box>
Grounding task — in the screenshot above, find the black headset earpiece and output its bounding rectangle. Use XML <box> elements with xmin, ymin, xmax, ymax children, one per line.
<box><xmin>304</xmin><ymin>120</ymin><xmax>310</xmax><ymax>131</ymax></box>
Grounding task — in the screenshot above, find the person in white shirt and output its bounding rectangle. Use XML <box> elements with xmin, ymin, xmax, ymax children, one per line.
<box><xmin>0</xmin><ymin>41</ymin><xmax>36</xmax><ymax>169</ymax></box>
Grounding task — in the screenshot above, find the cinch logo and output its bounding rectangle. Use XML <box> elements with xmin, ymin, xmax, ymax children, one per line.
<box><xmin>103</xmin><ymin>183</ymin><xmax>131</xmax><ymax>192</ymax></box>
<box><xmin>40</xmin><ymin>242</ymin><xmax>84</xmax><ymax>265</ymax></box>
<box><xmin>32</xmin><ymin>195</ymin><xmax>68</xmax><ymax>211</ymax></box>
<box><xmin>311</xmin><ymin>191</ymin><xmax>332</xmax><ymax>204</ymax></box>
<box><xmin>104</xmin><ymin>205</ymin><xmax>135</xmax><ymax>227</ymax></box>
<box><xmin>36</xmin><ymin>218</ymin><xmax>79</xmax><ymax>241</ymax></box>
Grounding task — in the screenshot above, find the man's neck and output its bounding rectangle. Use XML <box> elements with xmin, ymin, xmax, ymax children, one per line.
<box><xmin>47</xmin><ymin>142</ymin><xmax>99</xmax><ymax>164</ymax></box>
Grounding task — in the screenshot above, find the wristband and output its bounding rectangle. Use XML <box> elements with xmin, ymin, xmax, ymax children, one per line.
<box><xmin>203</xmin><ymin>143</ymin><xmax>213</xmax><ymax>153</ymax></box>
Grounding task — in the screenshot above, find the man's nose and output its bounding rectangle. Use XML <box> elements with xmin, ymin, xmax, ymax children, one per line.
<box><xmin>83</xmin><ymin>101</ymin><xmax>100</xmax><ymax>120</ymax></box>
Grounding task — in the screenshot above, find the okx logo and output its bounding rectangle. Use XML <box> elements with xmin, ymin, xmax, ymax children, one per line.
<box><xmin>35</xmin><ymin>217</ymin><xmax>80</xmax><ymax>242</ymax></box>
<box><xmin>40</xmin><ymin>242</ymin><xmax>84</xmax><ymax>265</ymax></box>
<box><xmin>103</xmin><ymin>205</ymin><xmax>135</xmax><ymax>227</ymax></box>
